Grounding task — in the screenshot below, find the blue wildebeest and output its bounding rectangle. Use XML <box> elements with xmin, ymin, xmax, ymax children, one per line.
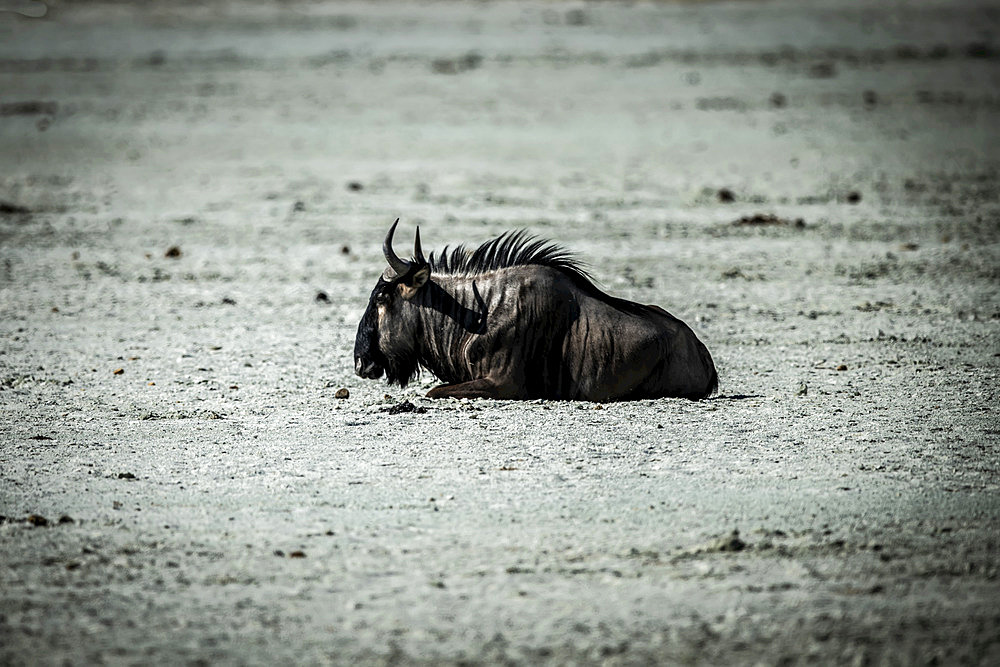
<box><xmin>354</xmin><ymin>220</ymin><xmax>717</xmax><ymax>401</ymax></box>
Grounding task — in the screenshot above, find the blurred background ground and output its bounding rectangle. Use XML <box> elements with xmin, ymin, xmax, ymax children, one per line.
<box><xmin>1</xmin><ymin>1</ymin><xmax>998</xmax><ymax>664</ymax></box>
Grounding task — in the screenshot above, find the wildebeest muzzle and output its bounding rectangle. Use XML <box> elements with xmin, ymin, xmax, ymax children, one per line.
<box><xmin>355</xmin><ymin>356</ymin><xmax>383</xmax><ymax>379</ymax></box>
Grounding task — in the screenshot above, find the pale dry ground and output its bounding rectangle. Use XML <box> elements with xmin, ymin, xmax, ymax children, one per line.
<box><xmin>1</xmin><ymin>1</ymin><xmax>999</xmax><ymax>664</ymax></box>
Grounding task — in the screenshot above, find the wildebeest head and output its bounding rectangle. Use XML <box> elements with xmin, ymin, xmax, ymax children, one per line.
<box><xmin>354</xmin><ymin>219</ymin><xmax>431</xmax><ymax>386</ymax></box>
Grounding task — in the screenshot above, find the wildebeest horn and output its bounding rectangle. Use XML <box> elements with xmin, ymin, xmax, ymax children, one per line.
<box><xmin>383</xmin><ymin>218</ymin><xmax>410</xmax><ymax>276</ymax></box>
<box><xmin>414</xmin><ymin>227</ymin><xmax>425</xmax><ymax>264</ymax></box>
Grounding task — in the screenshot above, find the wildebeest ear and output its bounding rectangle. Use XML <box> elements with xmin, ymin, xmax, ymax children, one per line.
<box><xmin>398</xmin><ymin>264</ymin><xmax>430</xmax><ymax>300</ymax></box>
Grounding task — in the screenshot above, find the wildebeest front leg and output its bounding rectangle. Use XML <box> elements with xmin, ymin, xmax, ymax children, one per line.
<box><xmin>426</xmin><ymin>378</ymin><xmax>507</xmax><ymax>399</ymax></box>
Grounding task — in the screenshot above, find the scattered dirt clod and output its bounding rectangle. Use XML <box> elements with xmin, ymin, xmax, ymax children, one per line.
<box><xmin>382</xmin><ymin>400</ymin><xmax>427</xmax><ymax>415</ymax></box>
<box><xmin>289</xmin><ymin>550</ymin><xmax>306</xmax><ymax>558</ymax></box>
<box><xmin>335</xmin><ymin>388</ymin><xmax>350</xmax><ymax>399</ymax></box>
<box><xmin>113</xmin><ymin>368</ymin><xmax>124</xmax><ymax>375</ymax></box>
<box><xmin>164</xmin><ymin>246</ymin><xmax>182</xmax><ymax>259</ymax></box>
<box><xmin>431</xmin><ymin>52</ymin><xmax>482</xmax><ymax>74</ymax></box>
<box><xmin>966</xmin><ymin>42</ymin><xmax>994</xmax><ymax>59</ymax></box>
<box><xmin>808</xmin><ymin>62</ymin><xmax>837</xmax><ymax>79</ymax></box>
<box><xmin>711</xmin><ymin>530</ymin><xmax>747</xmax><ymax>552</ymax></box>
<box><xmin>27</xmin><ymin>514</ymin><xmax>49</xmax><ymax>527</ymax></box>
<box><xmin>1</xmin><ymin>101</ymin><xmax>57</xmax><ymax>116</ymax></box>
<box><xmin>315</xmin><ymin>291</ymin><xmax>330</xmax><ymax>303</ymax></box>
<box><xmin>565</xmin><ymin>8</ymin><xmax>588</xmax><ymax>26</ymax></box>
<box><xmin>0</xmin><ymin>200</ymin><xmax>31</xmax><ymax>215</ymax></box>
<box><xmin>733</xmin><ymin>213</ymin><xmax>804</xmax><ymax>227</ymax></box>
<box><xmin>717</xmin><ymin>188</ymin><xmax>735</xmax><ymax>203</ymax></box>
<box><xmin>836</xmin><ymin>364</ymin><xmax>848</xmax><ymax>371</ymax></box>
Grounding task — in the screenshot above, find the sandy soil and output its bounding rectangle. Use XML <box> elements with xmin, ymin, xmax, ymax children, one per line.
<box><xmin>1</xmin><ymin>0</ymin><xmax>999</xmax><ymax>663</ymax></box>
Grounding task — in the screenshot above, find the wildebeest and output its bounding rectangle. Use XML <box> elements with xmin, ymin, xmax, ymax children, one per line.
<box><xmin>354</xmin><ymin>220</ymin><xmax>717</xmax><ymax>401</ymax></box>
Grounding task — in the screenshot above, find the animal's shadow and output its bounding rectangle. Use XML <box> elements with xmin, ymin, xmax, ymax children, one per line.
<box><xmin>707</xmin><ymin>394</ymin><xmax>762</xmax><ymax>401</ymax></box>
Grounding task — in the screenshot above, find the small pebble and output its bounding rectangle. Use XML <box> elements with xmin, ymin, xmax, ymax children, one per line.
<box><xmin>289</xmin><ymin>550</ymin><xmax>306</xmax><ymax>558</ymax></box>
<box><xmin>335</xmin><ymin>388</ymin><xmax>350</xmax><ymax>399</ymax></box>
<box><xmin>836</xmin><ymin>364</ymin><xmax>848</xmax><ymax>371</ymax></box>
<box><xmin>164</xmin><ymin>246</ymin><xmax>182</xmax><ymax>259</ymax></box>
<box><xmin>113</xmin><ymin>368</ymin><xmax>124</xmax><ymax>375</ymax></box>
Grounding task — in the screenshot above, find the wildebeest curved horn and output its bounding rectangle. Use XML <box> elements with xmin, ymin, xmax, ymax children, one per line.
<box><xmin>383</xmin><ymin>218</ymin><xmax>411</xmax><ymax>276</ymax></box>
<box><xmin>414</xmin><ymin>227</ymin><xmax>426</xmax><ymax>264</ymax></box>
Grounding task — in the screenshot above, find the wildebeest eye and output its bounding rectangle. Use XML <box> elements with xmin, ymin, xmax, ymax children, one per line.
<box><xmin>375</xmin><ymin>290</ymin><xmax>391</xmax><ymax>305</ymax></box>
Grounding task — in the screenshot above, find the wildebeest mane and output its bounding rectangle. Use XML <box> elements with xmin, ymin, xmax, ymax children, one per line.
<box><xmin>428</xmin><ymin>230</ymin><xmax>588</xmax><ymax>280</ymax></box>
<box><xmin>427</xmin><ymin>230</ymin><xmax>658</xmax><ymax>317</ymax></box>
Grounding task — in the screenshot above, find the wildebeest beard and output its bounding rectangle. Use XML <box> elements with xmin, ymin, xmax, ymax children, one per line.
<box><xmin>382</xmin><ymin>345</ymin><xmax>421</xmax><ymax>388</ymax></box>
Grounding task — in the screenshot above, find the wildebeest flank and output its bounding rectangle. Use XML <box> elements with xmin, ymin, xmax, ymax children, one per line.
<box><xmin>354</xmin><ymin>220</ymin><xmax>717</xmax><ymax>401</ymax></box>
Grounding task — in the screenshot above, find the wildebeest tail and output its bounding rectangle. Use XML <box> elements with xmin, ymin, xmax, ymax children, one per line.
<box><xmin>700</xmin><ymin>340</ymin><xmax>719</xmax><ymax>399</ymax></box>
<box><xmin>706</xmin><ymin>363</ymin><xmax>719</xmax><ymax>398</ymax></box>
